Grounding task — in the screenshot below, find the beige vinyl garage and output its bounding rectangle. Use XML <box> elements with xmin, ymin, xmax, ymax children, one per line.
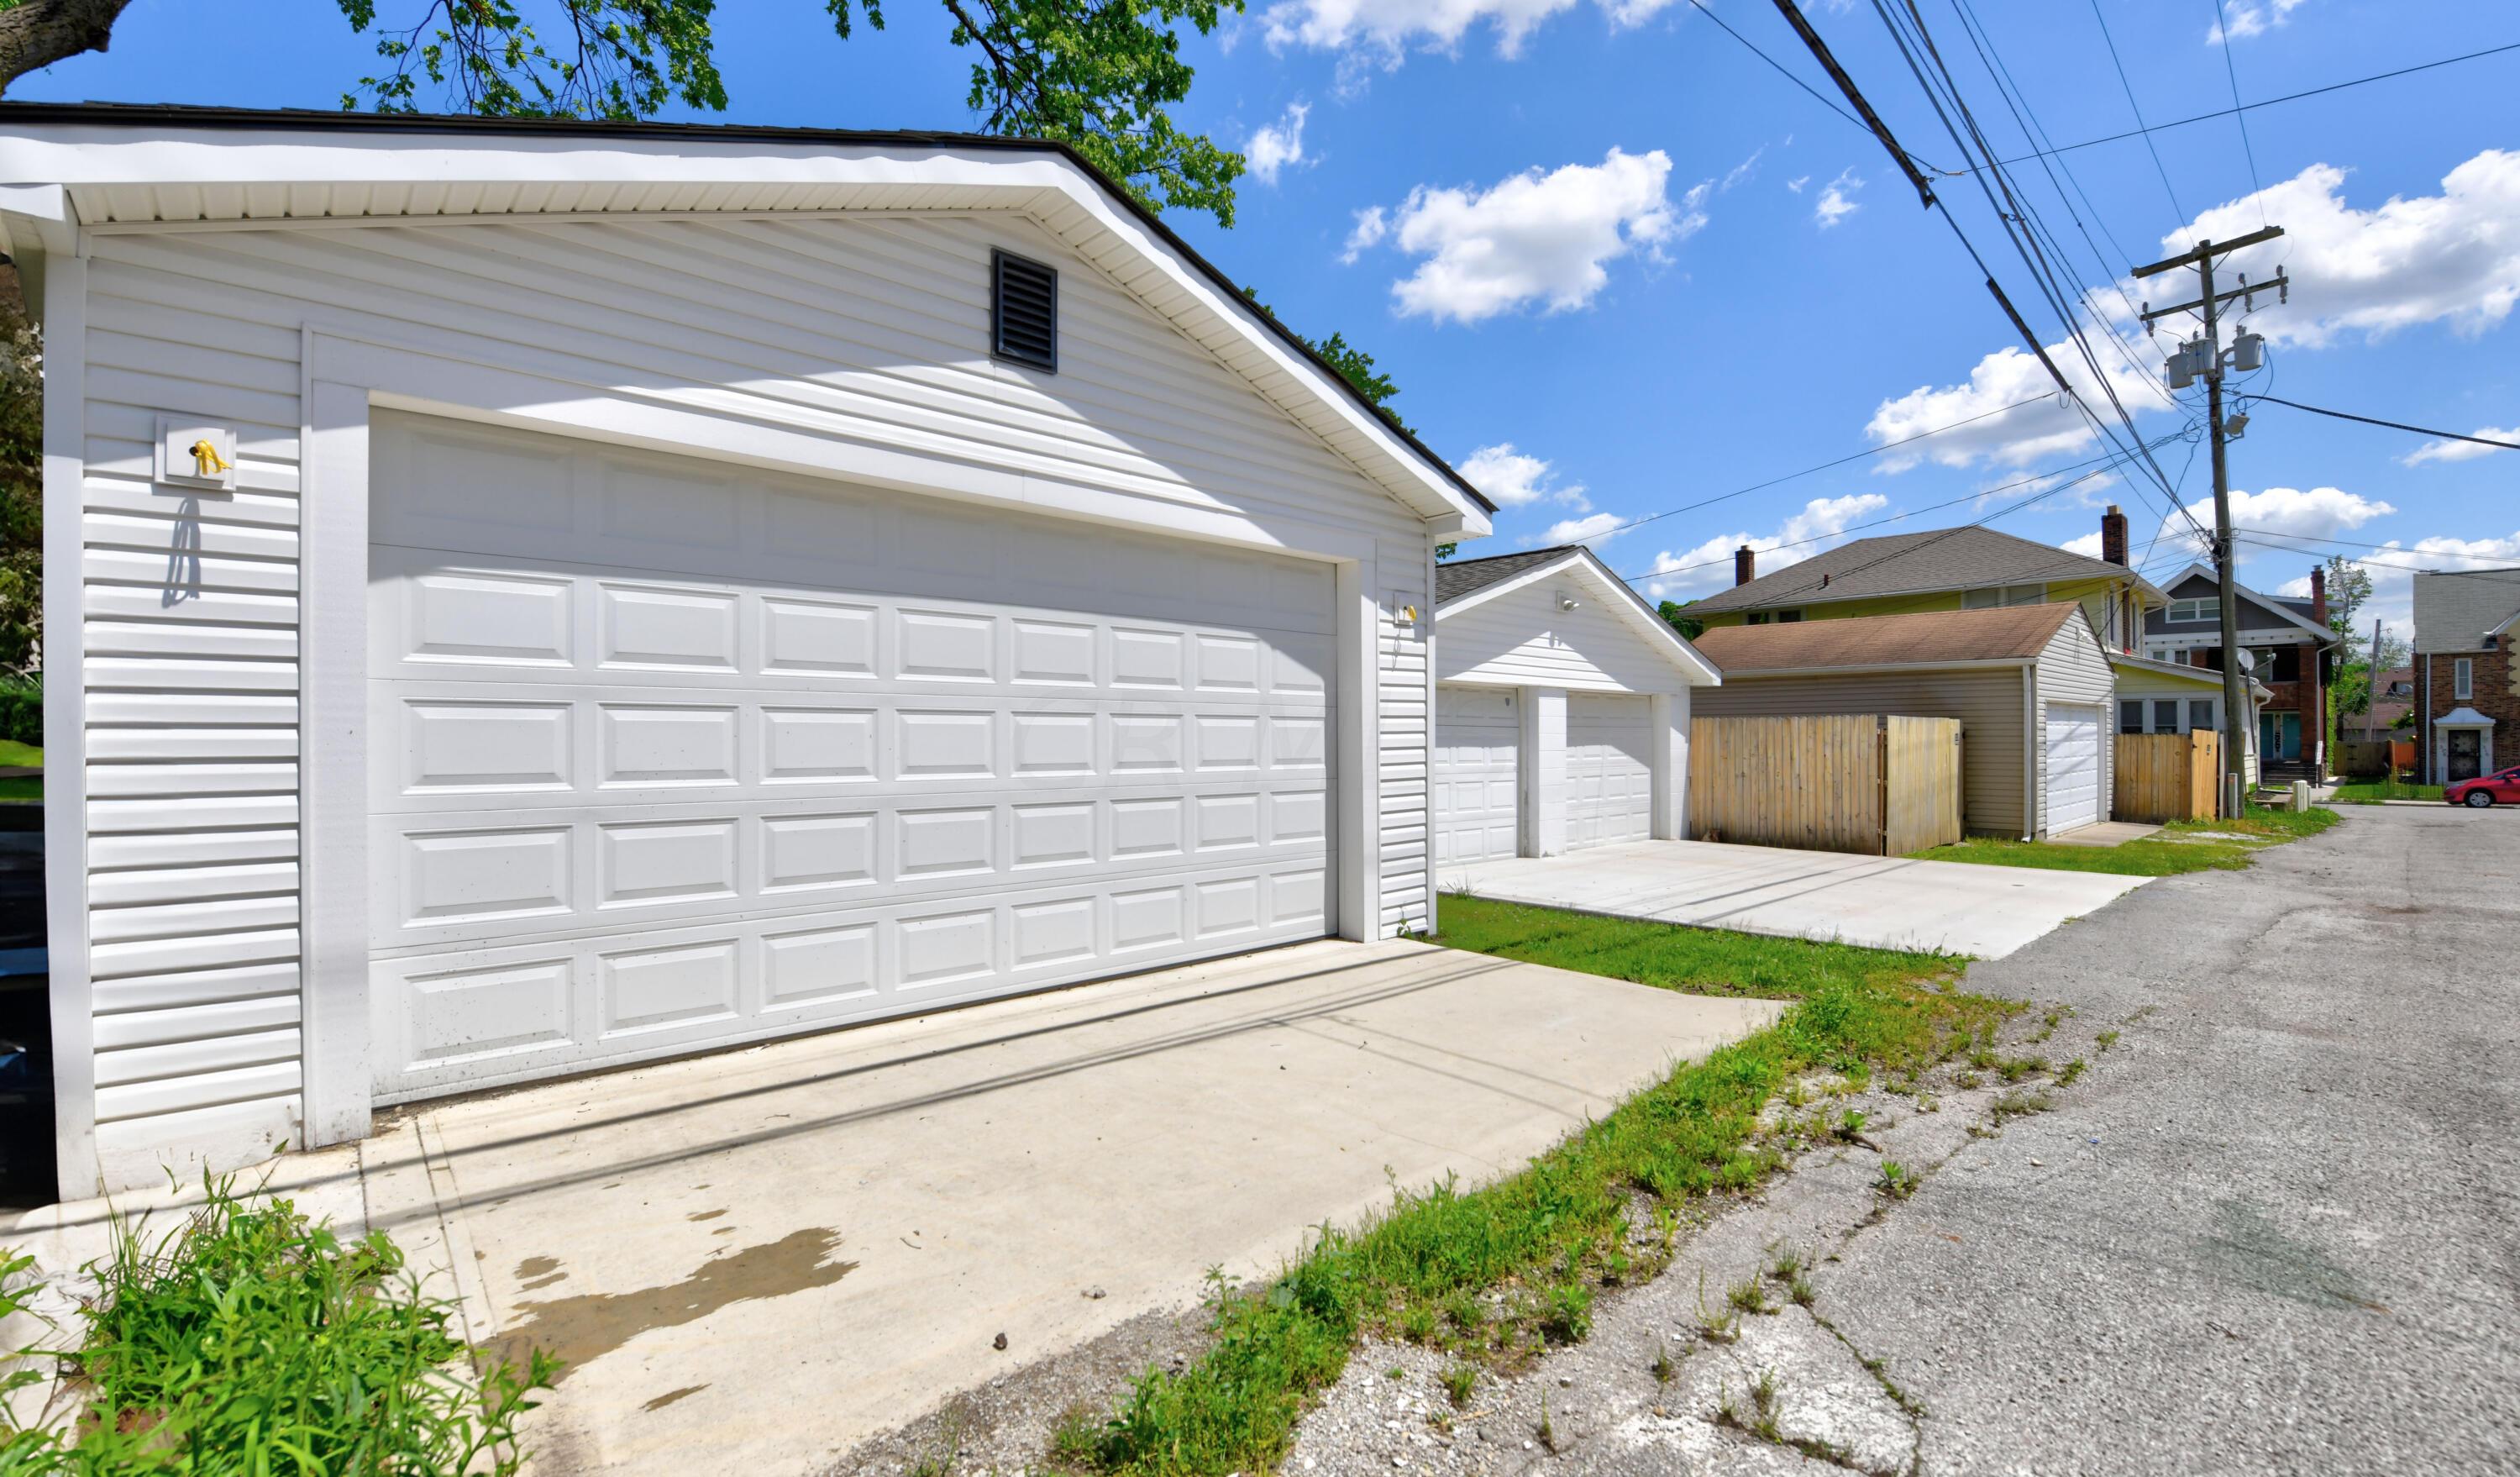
<box><xmin>1431</xmin><ymin>545</ymin><xmax>1719</xmax><ymax>872</ymax></box>
<box><xmin>1691</xmin><ymin>603</ymin><xmax>2118</xmax><ymax>840</ymax></box>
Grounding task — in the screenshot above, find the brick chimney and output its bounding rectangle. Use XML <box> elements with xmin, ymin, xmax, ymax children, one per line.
<box><xmin>2309</xmin><ymin>565</ymin><xmax>2328</xmax><ymax>626</ymax></box>
<box><xmin>2100</xmin><ymin>505</ymin><xmax>2128</xmax><ymax>566</ymax></box>
<box><xmin>1734</xmin><ymin>545</ymin><xmax>1756</xmax><ymax>587</ymax></box>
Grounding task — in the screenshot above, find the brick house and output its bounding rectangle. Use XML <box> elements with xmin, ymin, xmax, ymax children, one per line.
<box><xmin>2414</xmin><ymin>567</ymin><xmax>2520</xmax><ymax>784</ymax></box>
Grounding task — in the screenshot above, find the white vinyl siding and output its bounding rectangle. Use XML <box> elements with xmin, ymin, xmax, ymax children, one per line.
<box><xmin>1437</xmin><ymin>579</ymin><xmax>1690</xmax><ymax>693</ymax></box>
<box><xmin>66</xmin><ymin>212</ymin><xmax>1436</xmax><ymax>1191</ymax></box>
<box><xmin>1694</xmin><ymin>669</ymin><xmax>2029</xmax><ymax>838</ymax></box>
<box><xmin>2030</xmin><ymin>616</ymin><xmax>2117</xmax><ymax>838</ymax></box>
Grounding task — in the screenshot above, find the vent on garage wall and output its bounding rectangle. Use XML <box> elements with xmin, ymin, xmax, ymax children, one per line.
<box><xmin>991</xmin><ymin>250</ymin><xmax>1059</xmax><ymax>372</ymax></box>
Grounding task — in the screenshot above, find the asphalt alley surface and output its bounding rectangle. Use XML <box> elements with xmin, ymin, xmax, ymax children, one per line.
<box><xmin>1819</xmin><ymin>803</ymin><xmax>2519</xmax><ymax>1473</ymax></box>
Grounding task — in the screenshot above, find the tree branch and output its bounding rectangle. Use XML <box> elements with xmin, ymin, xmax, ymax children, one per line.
<box><xmin>0</xmin><ymin>0</ymin><xmax>141</xmax><ymax>96</ymax></box>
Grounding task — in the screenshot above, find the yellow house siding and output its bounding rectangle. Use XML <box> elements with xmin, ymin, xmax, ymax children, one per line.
<box><xmin>1693</xmin><ymin>576</ymin><xmax>2130</xmax><ymax>631</ymax></box>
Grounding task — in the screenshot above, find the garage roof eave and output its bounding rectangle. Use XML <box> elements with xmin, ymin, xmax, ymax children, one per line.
<box><xmin>0</xmin><ymin>101</ymin><xmax>1494</xmax><ymax>532</ymax></box>
<box><xmin>1436</xmin><ymin>545</ymin><xmax>1721</xmax><ymax>686</ymax></box>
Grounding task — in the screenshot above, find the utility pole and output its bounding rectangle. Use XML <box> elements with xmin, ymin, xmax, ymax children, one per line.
<box><xmin>2136</xmin><ymin>225</ymin><xmax>2288</xmax><ymax>817</ymax></box>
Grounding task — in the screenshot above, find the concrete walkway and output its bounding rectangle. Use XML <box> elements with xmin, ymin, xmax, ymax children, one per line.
<box><xmin>1441</xmin><ymin>839</ymin><xmax>2147</xmax><ymax>958</ymax></box>
<box><xmin>7</xmin><ymin>938</ymin><xmax>1782</xmax><ymax>1474</ymax></box>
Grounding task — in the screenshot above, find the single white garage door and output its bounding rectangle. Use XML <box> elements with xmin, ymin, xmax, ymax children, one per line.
<box><xmin>365</xmin><ymin>413</ymin><xmax>1336</xmax><ymax>1104</ymax></box>
<box><xmin>1567</xmin><ymin>694</ymin><xmax>1653</xmax><ymax>850</ymax></box>
<box><xmin>2045</xmin><ymin>702</ymin><xmax>2103</xmax><ymax>834</ymax></box>
<box><xmin>1434</xmin><ymin>687</ymin><xmax>1520</xmax><ymax>867</ymax></box>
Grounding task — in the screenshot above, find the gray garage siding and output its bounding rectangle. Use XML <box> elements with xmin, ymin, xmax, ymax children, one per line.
<box><xmin>1692</xmin><ymin>667</ymin><xmax>2030</xmax><ymax>838</ymax></box>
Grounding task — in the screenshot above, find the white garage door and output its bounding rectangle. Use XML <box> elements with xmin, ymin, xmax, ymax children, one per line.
<box><xmin>1434</xmin><ymin>687</ymin><xmax>1520</xmax><ymax>867</ymax></box>
<box><xmin>365</xmin><ymin>414</ymin><xmax>1336</xmax><ymax>1104</ymax></box>
<box><xmin>1567</xmin><ymin>694</ymin><xmax>1653</xmax><ymax>850</ymax></box>
<box><xmin>2045</xmin><ymin>702</ymin><xmax>2103</xmax><ymax>834</ymax></box>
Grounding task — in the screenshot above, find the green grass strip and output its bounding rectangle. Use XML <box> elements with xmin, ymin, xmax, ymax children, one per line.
<box><xmin>1067</xmin><ymin>907</ymin><xmax>2003</xmax><ymax>1474</ymax></box>
<box><xmin>1912</xmin><ymin>805</ymin><xmax>2339</xmax><ymax>876</ymax></box>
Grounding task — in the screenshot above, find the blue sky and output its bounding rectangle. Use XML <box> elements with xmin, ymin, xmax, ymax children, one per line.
<box><xmin>16</xmin><ymin>0</ymin><xmax>2518</xmax><ymax>641</ymax></box>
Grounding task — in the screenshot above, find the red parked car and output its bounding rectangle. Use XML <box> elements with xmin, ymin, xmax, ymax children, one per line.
<box><xmin>2446</xmin><ymin>765</ymin><xmax>2520</xmax><ymax>808</ymax></box>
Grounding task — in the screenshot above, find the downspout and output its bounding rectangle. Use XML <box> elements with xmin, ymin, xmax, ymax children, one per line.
<box><xmin>2023</xmin><ymin>660</ymin><xmax>2039</xmax><ymax>841</ymax></box>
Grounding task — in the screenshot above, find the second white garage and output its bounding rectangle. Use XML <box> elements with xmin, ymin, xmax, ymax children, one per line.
<box><xmin>1432</xmin><ymin>546</ymin><xmax>1719</xmax><ymax>877</ymax></box>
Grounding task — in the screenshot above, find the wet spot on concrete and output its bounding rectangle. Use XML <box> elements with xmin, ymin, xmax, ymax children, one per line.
<box><xmin>687</xmin><ymin>1209</ymin><xmax>727</xmax><ymax>1222</ymax></box>
<box><xmin>514</xmin><ymin>1255</ymin><xmax>568</xmax><ymax>1291</ymax></box>
<box><xmin>492</xmin><ymin>1228</ymin><xmax>858</xmax><ymax>1381</ymax></box>
<box><xmin>643</xmin><ymin>1385</ymin><xmax>708</xmax><ymax>1412</ymax></box>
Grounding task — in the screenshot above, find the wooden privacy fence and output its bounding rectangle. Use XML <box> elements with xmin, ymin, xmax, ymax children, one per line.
<box><xmin>2113</xmin><ymin>730</ymin><xmax>2220</xmax><ymax>823</ymax></box>
<box><xmin>1688</xmin><ymin>714</ymin><xmax>1964</xmax><ymax>856</ymax></box>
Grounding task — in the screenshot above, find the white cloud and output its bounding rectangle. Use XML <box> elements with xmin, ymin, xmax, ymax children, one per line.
<box><xmin>2255</xmin><ymin>530</ymin><xmax>2520</xmax><ymax>639</ymax></box>
<box><xmin>1244</xmin><ymin>102</ymin><xmax>1310</xmax><ymax>186</ymax></box>
<box><xmin>1721</xmin><ymin>146</ymin><xmax>1765</xmax><ymax>192</ymax></box>
<box><xmin>2208</xmin><ymin>0</ymin><xmax>2305</xmax><ymax>44</ymax></box>
<box><xmin>1814</xmin><ymin>168</ymin><xmax>1863</xmax><ymax>229</ymax></box>
<box><xmin>1459</xmin><ymin>442</ymin><xmax>1588</xmax><ymax>510</ymax></box>
<box><xmin>2059</xmin><ymin>531</ymin><xmax>2105</xmax><ymax>559</ymax></box>
<box><xmin>1641</xmin><ymin>493</ymin><xmax>1891</xmax><ymax>599</ymax></box>
<box><xmin>1786</xmin><ymin>174</ymin><xmax>1810</xmax><ymax>193</ymax></box>
<box><xmin>1546</xmin><ymin>511</ymin><xmax>1628</xmax><ymax>548</ymax></box>
<box><xmin>1260</xmin><ymin>0</ymin><xmax>1676</xmax><ymax>81</ymax></box>
<box><xmin>2402</xmin><ymin>425</ymin><xmax>2517</xmax><ymax>465</ymax></box>
<box><xmin>2135</xmin><ymin>485</ymin><xmax>2397</xmax><ymax>564</ymax></box>
<box><xmin>1370</xmin><ymin>148</ymin><xmax>1683</xmax><ymax>324</ymax></box>
<box><xmin>1340</xmin><ymin>205</ymin><xmax>1389</xmax><ymax>264</ymax></box>
<box><xmin>2160</xmin><ymin>152</ymin><xmax>2520</xmax><ymax>349</ymax></box>
<box><xmin>1865</xmin><ymin>149</ymin><xmax>2520</xmax><ymax>470</ymax></box>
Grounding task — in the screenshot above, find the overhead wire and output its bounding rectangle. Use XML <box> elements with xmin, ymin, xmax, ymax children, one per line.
<box><xmin>2240</xmin><ymin>395</ymin><xmax>2520</xmax><ymax>453</ymax></box>
<box><xmin>2086</xmin><ymin>0</ymin><xmax>2187</xmax><ymax>222</ymax></box>
<box><xmin>2208</xmin><ymin>0</ymin><xmax>2273</xmax><ymax>227</ymax></box>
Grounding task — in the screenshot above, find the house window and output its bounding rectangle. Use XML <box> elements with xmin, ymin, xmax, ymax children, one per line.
<box><xmin>2154</xmin><ymin>700</ymin><xmax>2181</xmax><ymax>733</ymax></box>
<box><xmin>1746</xmin><ymin>612</ymin><xmax>1772</xmax><ymax>625</ymax></box>
<box><xmin>2169</xmin><ymin>597</ymin><xmax>2222</xmax><ymax>623</ymax></box>
<box><xmin>2189</xmin><ymin>698</ymin><xmax>2215</xmax><ymax>733</ymax></box>
<box><xmin>2118</xmin><ymin>700</ymin><xmax>2145</xmax><ymax>734</ymax></box>
<box><xmin>1963</xmin><ymin>583</ymin><xmax>2048</xmax><ymax>609</ymax></box>
<box><xmin>2454</xmin><ymin>657</ymin><xmax>2474</xmax><ymax>700</ymax></box>
<box><xmin>1776</xmin><ymin>609</ymin><xmax>1803</xmax><ymax>623</ymax></box>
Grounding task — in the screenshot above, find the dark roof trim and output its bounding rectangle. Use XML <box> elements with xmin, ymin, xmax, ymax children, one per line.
<box><xmin>0</xmin><ymin>99</ymin><xmax>1494</xmax><ymax>516</ymax></box>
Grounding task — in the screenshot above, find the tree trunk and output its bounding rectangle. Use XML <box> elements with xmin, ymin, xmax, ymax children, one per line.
<box><xmin>0</xmin><ymin>0</ymin><xmax>139</xmax><ymax>96</ymax></box>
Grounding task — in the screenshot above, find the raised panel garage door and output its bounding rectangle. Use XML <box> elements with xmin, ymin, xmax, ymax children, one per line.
<box><xmin>1567</xmin><ymin>694</ymin><xmax>1653</xmax><ymax>850</ymax></box>
<box><xmin>2045</xmin><ymin>702</ymin><xmax>2103</xmax><ymax>834</ymax></box>
<box><xmin>1434</xmin><ymin>686</ymin><xmax>1520</xmax><ymax>867</ymax></box>
<box><xmin>365</xmin><ymin>413</ymin><xmax>1336</xmax><ymax>1104</ymax></box>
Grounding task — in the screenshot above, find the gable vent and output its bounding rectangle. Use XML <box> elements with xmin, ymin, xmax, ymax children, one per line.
<box><xmin>991</xmin><ymin>250</ymin><xmax>1058</xmax><ymax>372</ymax></box>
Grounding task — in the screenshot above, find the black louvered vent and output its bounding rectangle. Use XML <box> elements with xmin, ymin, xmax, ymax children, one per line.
<box><xmin>991</xmin><ymin>250</ymin><xmax>1058</xmax><ymax>372</ymax></box>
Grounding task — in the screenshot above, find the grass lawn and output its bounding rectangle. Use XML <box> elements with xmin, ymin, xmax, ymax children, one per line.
<box><xmin>1060</xmin><ymin>902</ymin><xmax>2004</xmax><ymax>1474</ymax></box>
<box><xmin>1912</xmin><ymin>804</ymin><xmax>2340</xmax><ymax>876</ymax></box>
<box><xmin>0</xmin><ymin>738</ymin><xmax>39</xmax><ymax>768</ymax></box>
<box><xmin>0</xmin><ymin>775</ymin><xmax>37</xmax><ymax>801</ymax></box>
<box><xmin>2330</xmin><ymin>777</ymin><xmax>2444</xmax><ymax>804</ymax></box>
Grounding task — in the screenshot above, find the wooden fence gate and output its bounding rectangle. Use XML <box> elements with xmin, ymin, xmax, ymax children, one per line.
<box><xmin>1688</xmin><ymin>714</ymin><xmax>1964</xmax><ymax>856</ymax></box>
<box><xmin>2113</xmin><ymin>730</ymin><xmax>2220</xmax><ymax>823</ymax></box>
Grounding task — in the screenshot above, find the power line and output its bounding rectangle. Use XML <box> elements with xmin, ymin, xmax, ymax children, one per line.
<box><xmin>2242</xmin><ymin>394</ymin><xmax>2520</xmax><ymax>452</ymax></box>
<box><xmin>2087</xmin><ymin>0</ymin><xmax>2187</xmax><ymax>222</ymax></box>
<box><xmin>1989</xmin><ymin>39</ymin><xmax>2520</xmax><ymax>172</ymax></box>
<box><xmin>2231</xmin><ymin>533</ymin><xmax>2520</xmax><ymax>576</ymax></box>
<box><xmin>1572</xmin><ymin>391</ymin><xmax>2067</xmax><ymax>544</ymax></box>
<box><xmin>1686</xmin><ymin>0</ymin><xmax>1951</xmax><ymax>176</ymax></box>
<box><xmin>2208</xmin><ymin>0</ymin><xmax>2271</xmax><ymax>227</ymax></box>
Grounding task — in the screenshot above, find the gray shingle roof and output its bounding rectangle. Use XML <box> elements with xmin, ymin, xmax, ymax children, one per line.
<box><xmin>1436</xmin><ymin>545</ymin><xmax>1583</xmax><ymax>605</ymax></box>
<box><xmin>2413</xmin><ymin>566</ymin><xmax>2520</xmax><ymax>653</ymax></box>
<box><xmin>1684</xmin><ymin>526</ymin><xmax>2144</xmax><ymax>614</ymax></box>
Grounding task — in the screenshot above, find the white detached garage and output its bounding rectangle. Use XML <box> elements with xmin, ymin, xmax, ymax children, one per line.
<box><xmin>4</xmin><ymin>105</ymin><xmax>1493</xmax><ymax>1198</ymax></box>
<box><xmin>1431</xmin><ymin>546</ymin><xmax>1719</xmax><ymax>874</ymax></box>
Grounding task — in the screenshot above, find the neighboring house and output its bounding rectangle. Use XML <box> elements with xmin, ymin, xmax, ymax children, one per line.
<box><xmin>2111</xmin><ymin>654</ymin><xmax>2269</xmax><ymax>787</ymax></box>
<box><xmin>3</xmin><ymin>105</ymin><xmax>1496</xmax><ymax>1199</ymax></box>
<box><xmin>2140</xmin><ymin>564</ymin><xmax>2341</xmax><ymax>779</ymax></box>
<box><xmin>1685</xmin><ymin>506</ymin><xmax>2164</xmax><ymax>654</ymax></box>
<box><xmin>2347</xmin><ymin>665</ymin><xmax>2412</xmax><ymax>741</ymax></box>
<box><xmin>1691</xmin><ymin>604</ymin><xmax>2116</xmax><ymax>840</ymax></box>
<box><xmin>1431</xmin><ymin>545</ymin><xmax>1721</xmax><ymax>868</ymax></box>
<box><xmin>2413</xmin><ymin>568</ymin><xmax>2520</xmax><ymax>784</ymax></box>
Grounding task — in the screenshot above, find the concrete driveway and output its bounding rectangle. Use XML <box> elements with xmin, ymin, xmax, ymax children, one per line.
<box><xmin>6</xmin><ymin>937</ymin><xmax>1780</xmax><ymax>1474</ymax></box>
<box><xmin>1441</xmin><ymin>839</ymin><xmax>2148</xmax><ymax>958</ymax></box>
